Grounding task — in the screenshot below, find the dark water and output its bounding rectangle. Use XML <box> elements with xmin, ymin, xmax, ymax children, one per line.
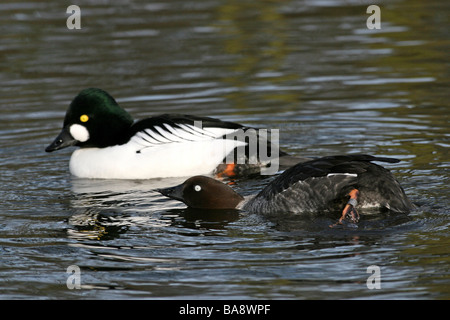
<box><xmin>0</xmin><ymin>0</ymin><xmax>449</xmax><ymax>299</ymax></box>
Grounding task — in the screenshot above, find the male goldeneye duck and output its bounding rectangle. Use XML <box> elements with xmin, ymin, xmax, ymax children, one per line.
<box><xmin>158</xmin><ymin>155</ymin><xmax>415</xmax><ymax>225</ymax></box>
<box><xmin>45</xmin><ymin>88</ymin><xmax>298</xmax><ymax>179</ymax></box>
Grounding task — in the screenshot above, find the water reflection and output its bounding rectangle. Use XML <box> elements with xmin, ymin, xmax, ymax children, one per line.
<box><xmin>215</xmin><ymin>0</ymin><xmax>299</xmax><ymax>109</ymax></box>
<box><xmin>66</xmin><ymin>207</ymin><xmax>241</xmax><ymax>242</ymax></box>
<box><xmin>68</xmin><ymin>208</ymin><xmax>131</xmax><ymax>241</ymax></box>
<box><xmin>165</xmin><ymin>208</ymin><xmax>241</xmax><ymax>230</ymax></box>
<box><xmin>70</xmin><ymin>176</ymin><xmax>187</xmax><ymax>200</ymax></box>
<box><xmin>67</xmin><ymin>176</ymin><xmax>242</xmax><ymax>242</ymax></box>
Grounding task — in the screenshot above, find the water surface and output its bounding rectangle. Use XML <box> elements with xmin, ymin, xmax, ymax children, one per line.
<box><xmin>0</xmin><ymin>0</ymin><xmax>449</xmax><ymax>299</ymax></box>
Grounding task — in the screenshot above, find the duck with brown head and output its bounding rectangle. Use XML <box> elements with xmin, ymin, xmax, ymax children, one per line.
<box><xmin>158</xmin><ymin>155</ymin><xmax>415</xmax><ymax>225</ymax></box>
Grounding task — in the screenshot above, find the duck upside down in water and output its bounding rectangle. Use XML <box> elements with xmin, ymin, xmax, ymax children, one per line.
<box><xmin>158</xmin><ymin>155</ymin><xmax>415</xmax><ymax>225</ymax></box>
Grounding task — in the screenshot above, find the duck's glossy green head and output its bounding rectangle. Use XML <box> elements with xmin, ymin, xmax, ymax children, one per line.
<box><xmin>46</xmin><ymin>88</ymin><xmax>134</xmax><ymax>152</ymax></box>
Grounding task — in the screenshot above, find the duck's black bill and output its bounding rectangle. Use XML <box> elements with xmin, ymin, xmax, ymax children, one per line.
<box><xmin>45</xmin><ymin>127</ymin><xmax>78</xmax><ymax>152</ymax></box>
<box><xmin>157</xmin><ymin>184</ymin><xmax>185</xmax><ymax>203</ymax></box>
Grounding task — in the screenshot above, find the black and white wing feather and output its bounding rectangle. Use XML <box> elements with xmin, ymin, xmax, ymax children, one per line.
<box><xmin>128</xmin><ymin>114</ymin><xmax>247</xmax><ymax>150</ymax></box>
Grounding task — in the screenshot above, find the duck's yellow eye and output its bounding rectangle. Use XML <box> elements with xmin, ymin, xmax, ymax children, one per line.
<box><xmin>80</xmin><ymin>114</ymin><xmax>89</xmax><ymax>122</ymax></box>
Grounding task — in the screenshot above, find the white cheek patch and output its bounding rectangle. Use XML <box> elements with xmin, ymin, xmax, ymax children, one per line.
<box><xmin>70</xmin><ymin>124</ymin><xmax>90</xmax><ymax>142</ymax></box>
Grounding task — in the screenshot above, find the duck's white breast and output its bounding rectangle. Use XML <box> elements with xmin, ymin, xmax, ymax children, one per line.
<box><xmin>69</xmin><ymin>138</ymin><xmax>246</xmax><ymax>179</ymax></box>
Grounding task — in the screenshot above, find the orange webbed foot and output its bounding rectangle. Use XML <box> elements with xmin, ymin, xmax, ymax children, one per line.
<box><xmin>330</xmin><ymin>189</ymin><xmax>360</xmax><ymax>228</ymax></box>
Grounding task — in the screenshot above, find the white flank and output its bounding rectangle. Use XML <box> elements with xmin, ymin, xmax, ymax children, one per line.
<box><xmin>69</xmin><ymin>138</ymin><xmax>247</xmax><ymax>179</ymax></box>
<box><xmin>326</xmin><ymin>173</ymin><xmax>358</xmax><ymax>178</ymax></box>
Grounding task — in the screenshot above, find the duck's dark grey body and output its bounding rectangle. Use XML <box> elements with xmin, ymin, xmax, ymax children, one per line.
<box><xmin>242</xmin><ymin>155</ymin><xmax>414</xmax><ymax>215</ymax></box>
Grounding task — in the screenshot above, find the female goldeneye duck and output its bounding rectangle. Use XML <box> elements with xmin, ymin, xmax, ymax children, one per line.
<box><xmin>158</xmin><ymin>155</ymin><xmax>415</xmax><ymax>225</ymax></box>
<box><xmin>45</xmin><ymin>88</ymin><xmax>296</xmax><ymax>179</ymax></box>
<box><xmin>159</xmin><ymin>176</ymin><xmax>245</xmax><ymax>210</ymax></box>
